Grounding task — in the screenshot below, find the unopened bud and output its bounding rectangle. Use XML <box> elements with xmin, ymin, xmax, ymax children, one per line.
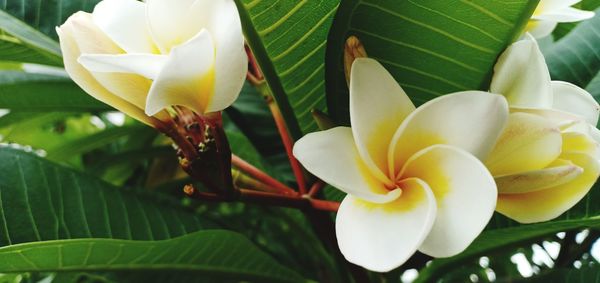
<box><xmin>344</xmin><ymin>36</ymin><xmax>368</xmax><ymax>86</ymax></box>
<box><xmin>311</xmin><ymin>109</ymin><xmax>337</xmax><ymax>130</ymax></box>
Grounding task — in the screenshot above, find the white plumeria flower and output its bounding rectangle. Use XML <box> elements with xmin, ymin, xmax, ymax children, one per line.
<box><xmin>293</xmin><ymin>58</ymin><xmax>509</xmax><ymax>272</ymax></box>
<box><xmin>488</xmin><ymin>35</ymin><xmax>600</xmax><ymax>223</ymax></box>
<box><xmin>57</xmin><ymin>0</ymin><xmax>247</xmax><ymax>125</ymax></box>
<box><xmin>526</xmin><ymin>0</ymin><xmax>595</xmax><ymax>38</ymax></box>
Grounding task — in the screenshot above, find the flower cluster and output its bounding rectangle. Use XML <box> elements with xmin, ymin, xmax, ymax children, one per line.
<box><xmin>57</xmin><ymin>0</ymin><xmax>247</xmax><ymax>126</ymax></box>
<box><xmin>293</xmin><ymin>35</ymin><xmax>600</xmax><ymax>272</ymax></box>
<box><xmin>58</xmin><ymin>0</ymin><xmax>600</xmax><ymax>274</ymax></box>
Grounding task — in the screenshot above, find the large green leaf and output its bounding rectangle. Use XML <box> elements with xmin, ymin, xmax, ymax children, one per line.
<box><xmin>0</xmin><ymin>147</ymin><xmax>214</xmax><ymax>246</ymax></box>
<box><xmin>235</xmin><ymin>0</ymin><xmax>339</xmax><ymax>139</ymax></box>
<box><xmin>545</xmin><ymin>8</ymin><xmax>600</xmax><ymax>104</ymax></box>
<box><xmin>0</xmin><ymin>70</ymin><xmax>110</xmax><ymax>111</ymax></box>
<box><xmin>0</xmin><ymin>0</ymin><xmax>100</xmax><ymax>39</ymax></box>
<box><xmin>0</xmin><ymin>9</ymin><xmax>62</xmax><ymax>66</ymax></box>
<box><xmin>326</xmin><ymin>0</ymin><xmax>539</xmax><ymax>125</ymax></box>
<box><xmin>0</xmin><ymin>231</ymin><xmax>305</xmax><ymax>283</ymax></box>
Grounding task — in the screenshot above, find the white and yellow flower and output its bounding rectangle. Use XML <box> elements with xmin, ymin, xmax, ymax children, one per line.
<box><xmin>488</xmin><ymin>35</ymin><xmax>600</xmax><ymax>223</ymax></box>
<box><xmin>526</xmin><ymin>0</ymin><xmax>595</xmax><ymax>38</ymax></box>
<box><xmin>293</xmin><ymin>58</ymin><xmax>509</xmax><ymax>272</ymax></box>
<box><xmin>57</xmin><ymin>0</ymin><xmax>247</xmax><ymax>125</ymax></box>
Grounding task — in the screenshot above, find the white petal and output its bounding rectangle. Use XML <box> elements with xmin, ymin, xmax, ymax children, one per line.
<box><xmin>350</xmin><ymin>58</ymin><xmax>415</xmax><ymax>184</ymax></box>
<box><xmin>497</xmin><ymin>152</ymin><xmax>600</xmax><ymax>223</ymax></box>
<box><xmin>145</xmin><ymin>30</ymin><xmax>215</xmax><ymax>115</ymax></box>
<box><xmin>59</xmin><ymin>11</ymin><xmax>152</xmax><ymax>110</ymax></box>
<box><xmin>204</xmin><ymin>0</ymin><xmax>247</xmax><ymax>113</ymax></box>
<box><xmin>57</xmin><ymin>15</ymin><xmax>153</xmax><ymax>126</ymax></box>
<box><xmin>399</xmin><ymin>145</ymin><xmax>497</xmax><ymax>258</ymax></box>
<box><xmin>92</xmin><ymin>0</ymin><xmax>157</xmax><ymax>53</ymax></box>
<box><xmin>535</xmin><ymin>7</ymin><xmax>595</xmax><ymax>22</ymax></box>
<box><xmin>293</xmin><ymin>127</ymin><xmax>402</xmax><ymax>203</ymax></box>
<box><xmin>590</xmin><ymin>126</ymin><xmax>600</xmax><ymax>145</ymax></box>
<box><xmin>485</xmin><ymin>112</ymin><xmax>562</xmax><ymax>176</ymax></box>
<box><xmin>526</xmin><ymin>20</ymin><xmax>558</xmax><ymax>39</ymax></box>
<box><xmin>495</xmin><ymin>159</ymin><xmax>583</xmax><ymax>194</ymax></box>
<box><xmin>146</xmin><ymin>0</ymin><xmax>217</xmax><ymax>53</ymax></box>
<box><xmin>336</xmin><ymin>179</ymin><xmax>436</xmax><ymax>272</ymax></box>
<box><xmin>552</xmin><ymin>81</ymin><xmax>600</xmax><ymax>125</ymax></box>
<box><xmin>535</xmin><ymin>0</ymin><xmax>582</xmax><ymax>14</ymax></box>
<box><xmin>78</xmin><ymin>54</ymin><xmax>168</xmax><ymax>80</ymax></box>
<box><xmin>389</xmin><ymin>92</ymin><xmax>508</xmax><ymax>175</ymax></box>
<box><xmin>63</xmin><ymin>12</ymin><xmax>121</xmax><ymax>55</ymax></box>
<box><xmin>512</xmin><ymin>107</ymin><xmax>582</xmax><ymax>128</ymax></box>
<box><xmin>491</xmin><ymin>35</ymin><xmax>553</xmax><ymax>108</ymax></box>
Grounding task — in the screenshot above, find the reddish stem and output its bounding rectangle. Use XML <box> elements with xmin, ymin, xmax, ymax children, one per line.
<box><xmin>307</xmin><ymin>180</ymin><xmax>325</xmax><ymax>197</ymax></box>
<box><xmin>231</xmin><ymin>154</ymin><xmax>297</xmax><ymax>196</ymax></box>
<box><xmin>185</xmin><ymin>186</ymin><xmax>339</xmax><ymax>212</ymax></box>
<box><xmin>268</xmin><ymin>101</ymin><xmax>308</xmax><ymax>194</ymax></box>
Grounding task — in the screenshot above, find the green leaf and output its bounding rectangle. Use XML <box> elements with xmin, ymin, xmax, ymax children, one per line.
<box><xmin>326</xmin><ymin>0</ymin><xmax>539</xmax><ymax>125</ymax></box>
<box><xmin>0</xmin><ymin>70</ymin><xmax>110</xmax><ymax>111</ymax></box>
<box><xmin>545</xmin><ymin>8</ymin><xmax>600</xmax><ymax>94</ymax></box>
<box><xmin>0</xmin><ymin>9</ymin><xmax>62</xmax><ymax>66</ymax></box>
<box><xmin>0</xmin><ymin>231</ymin><xmax>306</xmax><ymax>283</ymax></box>
<box><xmin>235</xmin><ymin>0</ymin><xmax>340</xmax><ymax>138</ymax></box>
<box><xmin>528</xmin><ymin>267</ymin><xmax>600</xmax><ymax>283</ymax></box>
<box><xmin>45</xmin><ymin>125</ymin><xmax>148</xmax><ymax>161</ymax></box>
<box><xmin>0</xmin><ymin>147</ymin><xmax>214</xmax><ymax>246</ymax></box>
<box><xmin>0</xmin><ymin>0</ymin><xmax>101</xmax><ymax>40</ymax></box>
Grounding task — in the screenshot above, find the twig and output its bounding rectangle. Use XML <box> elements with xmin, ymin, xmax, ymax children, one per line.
<box><xmin>184</xmin><ymin>185</ymin><xmax>339</xmax><ymax>212</ymax></box>
<box><xmin>308</xmin><ymin>180</ymin><xmax>325</xmax><ymax>197</ymax></box>
<box><xmin>231</xmin><ymin>154</ymin><xmax>297</xmax><ymax>196</ymax></box>
<box><xmin>266</xmin><ymin>98</ymin><xmax>308</xmax><ymax>194</ymax></box>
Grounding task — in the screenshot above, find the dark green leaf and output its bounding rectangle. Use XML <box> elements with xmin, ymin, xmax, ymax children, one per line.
<box><xmin>545</xmin><ymin>8</ymin><xmax>600</xmax><ymax>95</ymax></box>
<box><xmin>0</xmin><ymin>70</ymin><xmax>110</xmax><ymax>111</ymax></box>
<box><xmin>45</xmin><ymin>125</ymin><xmax>148</xmax><ymax>161</ymax></box>
<box><xmin>235</xmin><ymin>0</ymin><xmax>339</xmax><ymax>138</ymax></box>
<box><xmin>0</xmin><ymin>0</ymin><xmax>101</xmax><ymax>39</ymax></box>
<box><xmin>0</xmin><ymin>9</ymin><xmax>62</xmax><ymax>66</ymax></box>
<box><xmin>0</xmin><ymin>147</ymin><xmax>214</xmax><ymax>246</ymax></box>
<box><xmin>528</xmin><ymin>267</ymin><xmax>600</xmax><ymax>283</ymax></box>
<box><xmin>0</xmin><ymin>231</ymin><xmax>306</xmax><ymax>283</ymax></box>
<box><xmin>326</xmin><ymin>0</ymin><xmax>539</xmax><ymax>125</ymax></box>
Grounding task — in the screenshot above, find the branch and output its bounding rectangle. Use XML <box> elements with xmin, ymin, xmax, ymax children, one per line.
<box><xmin>231</xmin><ymin>154</ymin><xmax>297</xmax><ymax>196</ymax></box>
<box><xmin>184</xmin><ymin>186</ymin><xmax>339</xmax><ymax>212</ymax></box>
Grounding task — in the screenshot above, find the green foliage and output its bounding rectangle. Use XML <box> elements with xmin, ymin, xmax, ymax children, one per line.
<box><xmin>0</xmin><ymin>10</ymin><xmax>61</xmax><ymax>66</ymax></box>
<box><xmin>545</xmin><ymin>8</ymin><xmax>600</xmax><ymax>106</ymax></box>
<box><xmin>0</xmin><ymin>69</ymin><xmax>109</xmax><ymax>112</ymax></box>
<box><xmin>0</xmin><ymin>0</ymin><xmax>101</xmax><ymax>39</ymax></box>
<box><xmin>528</xmin><ymin>266</ymin><xmax>600</xmax><ymax>282</ymax></box>
<box><xmin>0</xmin><ymin>147</ymin><xmax>213</xmax><ymax>245</ymax></box>
<box><xmin>326</xmin><ymin>0</ymin><xmax>539</xmax><ymax>124</ymax></box>
<box><xmin>235</xmin><ymin>0</ymin><xmax>339</xmax><ymax>138</ymax></box>
<box><xmin>0</xmin><ymin>0</ymin><xmax>598</xmax><ymax>282</ymax></box>
<box><xmin>0</xmin><ymin>231</ymin><xmax>305</xmax><ymax>283</ymax></box>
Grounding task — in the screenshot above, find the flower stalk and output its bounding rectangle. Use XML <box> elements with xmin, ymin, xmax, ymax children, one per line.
<box><xmin>231</xmin><ymin>154</ymin><xmax>297</xmax><ymax>196</ymax></box>
<box><xmin>183</xmin><ymin>185</ymin><xmax>339</xmax><ymax>212</ymax></box>
<box><xmin>246</xmin><ymin>46</ymin><xmax>308</xmax><ymax>195</ymax></box>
